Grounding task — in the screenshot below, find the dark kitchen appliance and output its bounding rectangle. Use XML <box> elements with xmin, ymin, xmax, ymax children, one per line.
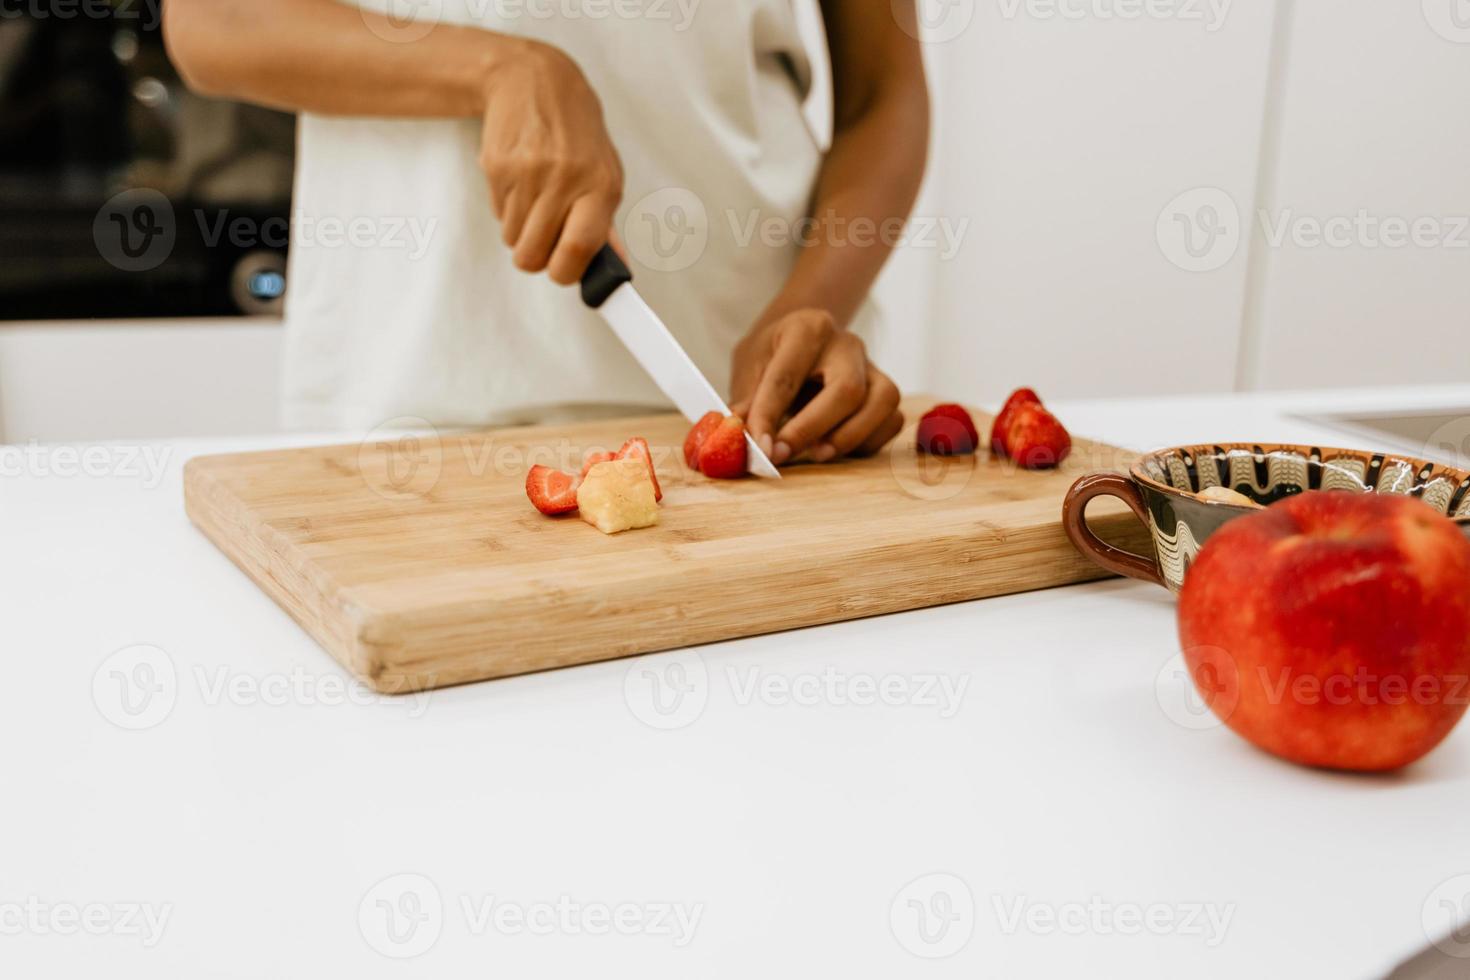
<box><xmin>0</xmin><ymin>0</ymin><xmax>294</xmax><ymax>319</ymax></box>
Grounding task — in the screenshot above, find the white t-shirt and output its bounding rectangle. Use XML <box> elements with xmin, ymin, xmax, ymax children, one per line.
<box><xmin>282</xmin><ymin>0</ymin><xmax>866</xmax><ymax>430</ymax></box>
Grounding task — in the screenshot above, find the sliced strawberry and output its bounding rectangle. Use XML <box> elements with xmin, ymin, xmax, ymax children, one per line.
<box><xmin>525</xmin><ymin>465</ymin><xmax>580</xmax><ymax>515</ymax></box>
<box><xmin>683</xmin><ymin>411</ymin><xmax>723</xmax><ymax>469</ymax></box>
<box><xmin>615</xmin><ymin>437</ymin><xmax>662</xmax><ymax>502</ymax></box>
<box><xmin>580</xmin><ymin>450</ymin><xmax>616</xmax><ymax>479</ymax></box>
<box><xmin>1001</xmin><ymin>402</ymin><xmax>1072</xmax><ymax>469</ymax></box>
<box><xmin>916</xmin><ymin>403</ymin><xmax>979</xmax><ymax>456</ymax></box>
<box><xmin>698</xmin><ymin>415</ymin><xmax>748</xmax><ymax>479</ymax></box>
<box><xmin>990</xmin><ymin>388</ymin><xmax>1041</xmax><ymax>455</ymax></box>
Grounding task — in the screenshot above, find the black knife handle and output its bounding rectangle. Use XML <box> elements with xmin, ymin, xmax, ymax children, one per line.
<box><xmin>580</xmin><ymin>243</ymin><xmax>633</xmax><ymax>309</ymax></box>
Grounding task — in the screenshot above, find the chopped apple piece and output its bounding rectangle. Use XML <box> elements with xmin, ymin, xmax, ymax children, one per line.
<box><xmin>577</xmin><ymin>458</ymin><xmax>659</xmax><ymax>535</ymax></box>
<box><xmin>1198</xmin><ymin>486</ymin><xmax>1261</xmax><ymax>507</ymax></box>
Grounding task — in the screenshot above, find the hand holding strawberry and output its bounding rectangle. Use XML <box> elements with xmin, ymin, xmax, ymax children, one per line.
<box><xmin>729</xmin><ymin>309</ymin><xmax>903</xmax><ymax>465</ymax></box>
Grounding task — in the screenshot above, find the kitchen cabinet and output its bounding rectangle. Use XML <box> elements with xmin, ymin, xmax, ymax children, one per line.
<box><xmin>0</xmin><ymin>320</ymin><xmax>280</xmax><ymax>443</ymax></box>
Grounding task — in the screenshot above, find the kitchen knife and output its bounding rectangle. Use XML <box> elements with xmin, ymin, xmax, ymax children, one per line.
<box><xmin>581</xmin><ymin>244</ymin><xmax>781</xmax><ymax>479</ymax></box>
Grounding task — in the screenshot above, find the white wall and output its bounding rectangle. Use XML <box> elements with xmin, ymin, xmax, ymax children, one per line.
<box><xmin>1246</xmin><ymin>0</ymin><xmax>1470</xmax><ymax>390</ymax></box>
<box><xmin>920</xmin><ymin>0</ymin><xmax>1282</xmax><ymax>404</ymax></box>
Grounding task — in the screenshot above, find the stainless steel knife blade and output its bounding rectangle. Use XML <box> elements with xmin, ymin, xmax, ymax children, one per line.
<box><xmin>581</xmin><ymin>247</ymin><xmax>781</xmax><ymax>479</ymax></box>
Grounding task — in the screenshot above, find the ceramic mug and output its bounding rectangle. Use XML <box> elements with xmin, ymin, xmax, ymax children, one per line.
<box><xmin>1062</xmin><ymin>442</ymin><xmax>1470</xmax><ymax>592</ymax></box>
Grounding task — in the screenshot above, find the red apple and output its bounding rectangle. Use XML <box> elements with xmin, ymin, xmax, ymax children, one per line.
<box><xmin>1177</xmin><ymin>491</ymin><xmax>1470</xmax><ymax>771</ymax></box>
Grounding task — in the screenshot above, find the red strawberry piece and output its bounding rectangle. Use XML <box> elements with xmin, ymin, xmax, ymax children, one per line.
<box><xmin>990</xmin><ymin>388</ymin><xmax>1041</xmax><ymax>455</ymax></box>
<box><xmin>525</xmin><ymin>465</ymin><xmax>580</xmax><ymax>515</ymax></box>
<box><xmin>683</xmin><ymin>411</ymin><xmax>723</xmax><ymax>469</ymax></box>
<box><xmin>916</xmin><ymin>403</ymin><xmax>979</xmax><ymax>456</ymax></box>
<box><xmin>1001</xmin><ymin>402</ymin><xmax>1072</xmax><ymax>469</ymax></box>
<box><xmin>697</xmin><ymin>415</ymin><xmax>749</xmax><ymax>479</ymax></box>
<box><xmin>615</xmin><ymin>436</ymin><xmax>662</xmax><ymax>502</ymax></box>
<box><xmin>580</xmin><ymin>450</ymin><xmax>616</xmax><ymax>479</ymax></box>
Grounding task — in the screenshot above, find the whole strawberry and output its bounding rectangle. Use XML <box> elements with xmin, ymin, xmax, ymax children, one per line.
<box><xmin>990</xmin><ymin>387</ymin><xmax>1040</xmax><ymax>456</ymax></box>
<box><xmin>683</xmin><ymin>412</ymin><xmax>723</xmax><ymax>469</ymax></box>
<box><xmin>1000</xmin><ymin>402</ymin><xmax>1071</xmax><ymax>469</ymax></box>
<box><xmin>916</xmin><ymin>404</ymin><xmax>979</xmax><ymax>456</ymax></box>
<box><xmin>696</xmin><ymin>415</ymin><xmax>749</xmax><ymax>479</ymax></box>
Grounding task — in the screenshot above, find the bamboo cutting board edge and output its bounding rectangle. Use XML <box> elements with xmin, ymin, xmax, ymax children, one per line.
<box><xmin>351</xmin><ymin>515</ymin><xmax>1143</xmax><ymax>692</ymax></box>
<box><xmin>185</xmin><ymin>456</ymin><xmax>1149</xmax><ymax>694</ymax></box>
<box><xmin>184</xmin><ymin>460</ymin><xmax>387</xmax><ymax>685</ymax></box>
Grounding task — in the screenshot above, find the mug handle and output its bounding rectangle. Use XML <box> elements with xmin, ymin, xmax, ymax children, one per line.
<box><xmin>1062</xmin><ymin>472</ymin><xmax>1166</xmax><ymax>588</ymax></box>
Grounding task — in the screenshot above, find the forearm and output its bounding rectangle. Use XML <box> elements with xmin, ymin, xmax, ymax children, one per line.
<box><xmin>163</xmin><ymin>0</ymin><xmax>525</xmax><ymax>117</ymax></box>
<box><xmin>754</xmin><ymin>82</ymin><xmax>929</xmax><ymax>331</ymax></box>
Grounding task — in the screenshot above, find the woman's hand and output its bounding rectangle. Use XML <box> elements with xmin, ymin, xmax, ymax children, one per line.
<box><xmin>730</xmin><ymin>309</ymin><xmax>904</xmax><ymax>466</ymax></box>
<box><xmin>479</xmin><ymin>42</ymin><xmax>624</xmax><ymax>285</ymax></box>
<box><xmin>722</xmin><ymin>0</ymin><xmax>926</xmax><ymax>468</ymax></box>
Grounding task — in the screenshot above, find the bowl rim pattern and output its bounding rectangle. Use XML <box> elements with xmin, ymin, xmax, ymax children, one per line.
<box><xmin>1129</xmin><ymin>441</ymin><xmax>1470</xmax><ymax>519</ymax></box>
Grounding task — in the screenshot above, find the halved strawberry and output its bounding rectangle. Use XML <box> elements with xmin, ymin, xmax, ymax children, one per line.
<box><xmin>916</xmin><ymin>404</ymin><xmax>979</xmax><ymax>456</ymax></box>
<box><xmin>683</xmin><ymin>412</ymin><xmax>723</xmax><ymax>469</ymax></box>
<box><xmin>990</xmin><ymin>388</ymin><xmax>1041</xmax><ymax>456</ymax></box>
<box><xmin>698</xmin><ymin>415</ymin><xmax>748</xmax><ymax>479</ymax></box>
<box><xmin>615</xmin><ymin>437</ymin><xmax>662</xmax><ymax>502</ymax></box>
<box><xmin>580</xmin><ymin>450</ymin><xmax>616</xmax><ymax>479</ymax></box>
<box><xmin>1000</xmin><ymin>402</ymin><xmax>1071</xmax><ymax>469</ymax></box>
<box><xmin>525</xmin><ymin>465</ymin><xmax>579</xmax><ymax>515</ymax></box>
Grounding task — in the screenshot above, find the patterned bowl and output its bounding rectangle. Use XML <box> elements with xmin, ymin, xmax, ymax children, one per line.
<box><xmin>1062</xmin><ymin>443</ymin><xmax>1470</xmax><ymax>592</ymax></box>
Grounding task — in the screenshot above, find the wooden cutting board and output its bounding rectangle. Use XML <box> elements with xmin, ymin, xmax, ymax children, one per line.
<box><xmin>184</xmin><ymin>399</ymin><xmax>1148</xmax><ymax>692</ymax></box>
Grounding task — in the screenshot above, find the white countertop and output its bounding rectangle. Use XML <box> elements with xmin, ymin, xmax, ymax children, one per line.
<box><xmin>6</xmin><ymin>385</ymin><xmax>1470</xmax><ymax>979</ymax></box>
